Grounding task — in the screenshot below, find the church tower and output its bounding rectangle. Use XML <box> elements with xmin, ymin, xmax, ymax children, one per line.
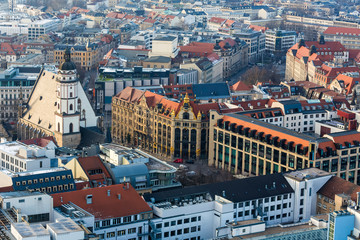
<box><xmin>54</xmin><ymin>48</ymin><xmax>81</xmax><ymax>147</ymax></box>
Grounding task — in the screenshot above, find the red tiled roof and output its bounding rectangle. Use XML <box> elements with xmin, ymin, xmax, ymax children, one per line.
<box><xmin>349</xmin><ymin>49</ymin><xmax>360</xmax><ymax>63</ymax></box>
<box><xmin>249</xmin><ymin>25</ymin><xmax>268</xmax><ymax>33</ymax></box>
<box><xmin>318</xmin><ymin>176</ymin><xmax>360</xmax><ymax>201</ymax></box>
<box><xmin>324</xmin><ymin>27</ymin><xmax>360</xmax><ymax>36</ymax></box>
<box><xmin>179</xmin><ymin>42</ymin><xmax>214</xmax><ymax>55</ymax></box>
<box><xmin>106</xmin><ymin>12</ymin><xmax>126</xmax><ymax>19</ymax></box>
<box><xmin>219</xmin><ymin>38</ymin><xmax>237</xmax><ymax>49</ymax></box>
<box><xmin>231</xmin><ymin>81</ymin><xmax>252</xmax><ymax>91</ymax></box>
<box><xmin>305</xmin><ymin>41</ymin><xmax>346</xmax><ymax>52</ymax></box>
<box><xmin>207</xmin><ymin>52</ymin><xmax>220</xmax><ymax>61</ymax></box>
<box><xmin>144</xmin><ymin>18</ymin><xmax>157</xmax><ymax>23</ymax></box>
<box><xmin>114</xmin><ymin>86</ymin><xmax>144</xmax><ymax>103</ymax></box>
<box><xmin>191</xmin><ymin>102</ymin><xmax>220</xmax><ymax>119</ymax></box>
<box><xmin>77</xmin><ymin>156</ymin><xmax>112</xmax><ymax>183</ymax></box>
<box><xmin>124</xmin><ymin>14</ymin><xmax>135</xmax><ymax>19</ymax></box>
<box><xmin>20</xmin><ymin>137</ymin><xmax>57</xmax><ymax>147</ymax></box>
<box><xmin>0</xmin><ymin>186</ymin><xmax>14</xmax><ymax>192</ymax></box>
<box><xmin>325</xmin><ymin>131</ymin><xmax>360</xmax><ymax>147</ymax></box>
<box><xmin>51</xmin><ymin>184</ymin><xmax>152</xmax><ymax>220</ymax></box>
<box><xmin>317</xmin><ymin>64</ymin><xmax>360</xmax><ymax>78</ymax></box>
<box><xmin>209</xmin><ymin>17</ymin><xmax>226</xmax><ymax>24</ymax></box>
<box><xmin>75</xmin><ymin>181</ymin><xmax>90</xmax><ymax>190</ymax></box>
<box><xmin>144</xmin><ymin>91</ymin><xmax>165</xmax><ymax>108</ymax></box>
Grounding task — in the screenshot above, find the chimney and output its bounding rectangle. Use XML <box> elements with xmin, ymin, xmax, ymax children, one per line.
<box><xmin>107</xmin><ymin>190</ymin><xmax>111</xmax><ymax>196</ymax></box>
<box><xmin>273</xmin><ymin>182</ymin><xmax>276</xmax><ymax>189</ymax></box>
<box><xmin>349</xmin><ymin>120</ymin><xmax>357</xmax><ymax>130</ymax></box>
<box><xmin>222</xmin><ymin>190</ymin><xmax>226</xmax><ymax>197</ymax></box>
<box><xmin>60</xmin><ymin>197</ymin><xmax>63</xmax><ymax>203</ymax></box>
<box><xmin>118</xmin><ymin>194</ymin><xmax>121</xmax><ymax>200</ymax></box>
<box><xmin>127</xmin><ymin>182</ymin><xmax>129</xmax><ymax>189</ymax></box>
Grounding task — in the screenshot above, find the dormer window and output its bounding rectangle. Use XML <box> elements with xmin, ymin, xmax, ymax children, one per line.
<box><xmin>86</xmin><ymin>195</ymin><xmax>92</xmax><ymax>204</ymax></box>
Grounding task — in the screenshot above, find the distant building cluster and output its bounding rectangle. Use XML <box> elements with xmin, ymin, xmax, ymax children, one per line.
<box><xmin>0</xmin><ymin>0</ymin><xmax>359</xmax><ymax>239</ymax></box>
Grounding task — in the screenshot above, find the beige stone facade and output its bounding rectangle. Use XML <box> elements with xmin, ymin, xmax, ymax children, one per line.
<box><xmin>111</xmin><ymin>87</ymin><xmax>219</xmax><ymax>160</ymax></box>
<box><xmin>18</xmin><ymin>50</ymin><xmax>99</xmax><ymax>148</ymax></box>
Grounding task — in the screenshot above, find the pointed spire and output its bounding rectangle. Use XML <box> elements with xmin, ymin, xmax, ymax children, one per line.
<box><xmin>184</xmin><ymin>93</ymin><xmax>190</xmax><ymax>104</ymax></box>
<box><xmin>197</xmin><ymin>111</ymin><xmax>202</xmax><ymax>119</ymax></box>
<box><xmin>64</xmin><ymin>47</ymin><xmax>71</xmax><ymax>62</ymax></box>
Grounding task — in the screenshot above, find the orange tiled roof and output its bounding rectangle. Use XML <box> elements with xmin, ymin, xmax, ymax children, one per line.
<box><xmin>231</xmin><ymin>80</ymin><xmax>252</xmax><ymax>91</ymax></box>
<box><xmin>224</xmin><ymin>19</ymin><xmax>235</xmax><ymax>27</ymax></box>
<box><xmin>249</xmin><ymin>24</ymin><xmax>268</xmax><ymax>33</ymax></box>
<box><xmin>51</xmin><ymin>184</ymin><xmax>152</xmax><ymax>220</ymax></box>
<box><xmin>221</xmin><ymin>115</ymin><xmax>311</xmax><ymax>148</ymax></box>
<box><xmin>333</xmin><ymin>74</ymin><xmax>360</xmax><ymax>94</ymax></box>
<box><xmin>219</xmin><ymin>38</ymin><xmax>237</xmax><ymax>49</ymax></box>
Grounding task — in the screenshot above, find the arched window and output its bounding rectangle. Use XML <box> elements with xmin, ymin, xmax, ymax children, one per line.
<box><xmin>183</xmin><ymin>112</ymin><xmax>189</xmax><ymax>119</ymax></box>
<box><xmin>58</xmin><ymin>123</ymin><xmax>60</xmax><ymax>132</ymax></box>
<box><xmin>69</xmin><ymin>123</ymin><xmax>73</xmax><ymax>133</ymax></box>
<box><xmin>70</xmin><ymin>92</ymin><xmax>73</xmax><ymax>98</ymax></box>
<box><xmin>69</xmin><ymin>104</ymin><xmax>73</xmax><ymax>111</ymax></box>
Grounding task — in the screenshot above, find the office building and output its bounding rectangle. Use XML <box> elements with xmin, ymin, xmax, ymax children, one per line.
<box><xmin>323</xmin><ymin>27</ymin><xmax>360</xmax><ymax>49</ymax></box>
<box><xmin>234</xmin><ymin>29</ymin><xmax>266</xmax><ymax>63</ymax></box>
<box><xmin>112</xmin><ymin>87</ymin><xmax>220</xmax><ymax>160</ymax></box>
<box><xmin>328</xmin><ymin>211</ymin><xmax>354</xmax><ymax>240</ymax></box>
<box><xmin>96</xmin><ymin>66</ymin><xmax>177</xmax><ymax>111</ymax></box>
<box><xmin>209</xmin><ymin>111</ymin><xmax>360</xmax><ymax>184</ymax></box>
<box><xmin>265</xmin><ymin>30</ymin><xmax>297</xmax><ymax>54</ymax></box>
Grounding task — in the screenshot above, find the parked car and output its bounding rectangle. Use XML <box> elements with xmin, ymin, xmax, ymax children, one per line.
<box><xmin>186</xmin><ymin>159</ymin><xmax>195</xmax><ymax>164</ymax></box>
<box><xmin>173</xmin><ymin>158</ymin><xmax>183</xmax><ymax>163</ymax></box>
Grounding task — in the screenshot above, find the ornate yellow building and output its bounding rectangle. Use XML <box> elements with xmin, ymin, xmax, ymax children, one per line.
<box><xmin>111</xmin><ymin>87</ymin><xmax>220</xmax><ymax>160</ymax></box>
<box><xmin>54</xmin><ymin>42</ymin><xmax>100</xmax><ymax>71</ymax></box>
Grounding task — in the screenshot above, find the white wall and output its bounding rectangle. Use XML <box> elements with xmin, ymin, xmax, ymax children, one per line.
<box><xmin>1</xmin><ymin>193</ymin><xmax>53</xmax><ymax>222</ymax></box>
<box><xmin>285</xmin><ymin>175</ymin><xmax>331</xmax><ymax>222</ymax></box>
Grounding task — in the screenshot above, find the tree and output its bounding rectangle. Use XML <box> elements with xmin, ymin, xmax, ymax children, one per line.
<box><xmin>241</xmin><ymin>65</ymin><xmax>281</xmax><ymax>85</ymax></box>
